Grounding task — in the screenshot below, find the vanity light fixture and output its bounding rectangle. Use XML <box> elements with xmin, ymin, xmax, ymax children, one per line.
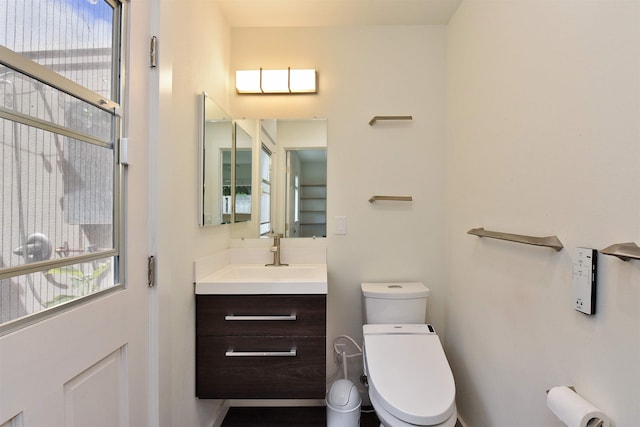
<box><xmin>235</xmin><ymin>69</ymin><xmax>261</xmax><ymax>93</ymax></box>
<box><xmin>235</xmin><ymin>68</ymin><xmax>317</xmax><ymax>94</ymax></box>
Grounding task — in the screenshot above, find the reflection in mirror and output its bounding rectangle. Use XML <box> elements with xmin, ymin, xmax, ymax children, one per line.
<box><xmin>199</xmin><ymin>92</ymin><xmax>232</xmax><ymax>226</ymax></box>
<box><xmin>259</xmin><ymin>145</ymin><xmax>272</xmax><ymax>236</ymax></box>
<box><xmin>221</xmin><ymin>149</ymin><xmax>232</xmax><ymax>223</ymax></box>
<box><xmin>286</xmin><ymin>149</ymin><xmax>327</xmax><ymax>238</ymax></box>
<box><xmin>234</xmin><ymin>122</ymin><xmax>252</xmax><ymax>223</ymax></box>
<box><xmin>231</xmin><ymin>118</ymin><xmax>327</xmax><ymax>239</ymax></box>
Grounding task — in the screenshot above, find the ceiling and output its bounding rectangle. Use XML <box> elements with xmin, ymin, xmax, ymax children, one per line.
<box><xmin>214</xmin><ymin>0</ymin><xmax>463</xmax><ymax>28</ymax></box>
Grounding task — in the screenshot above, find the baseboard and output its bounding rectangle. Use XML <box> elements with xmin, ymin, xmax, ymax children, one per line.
<box><xmin>457</xmin><ymin>414</ymin><xmax>469</xmax><ymax>427</ymax></box>
<box><xmin>210</xmin><ymin>404</ymin><xmax>229</xmax><ymax>427</ymax></box>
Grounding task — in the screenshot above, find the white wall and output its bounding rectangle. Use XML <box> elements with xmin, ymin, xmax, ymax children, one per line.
<box><xmin>230</xmin><ymin>26</ymin><xmax>448</xmax><ymax>396</ymax></box>
<box><xmin>155</xmin><ymin>1</ymin><xmax>232</xmax><ymax>426</ymax></box>
<box><xmin>446</xmin><ymin>1</ymin><xmax>640</xmax><ymax>426</ymax></box>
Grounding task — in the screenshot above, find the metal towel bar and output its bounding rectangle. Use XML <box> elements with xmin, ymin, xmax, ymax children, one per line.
<box><xmin>368</xmin><ymin>115</ymin><xmax>413</xmax><ymax>126</ymax></box>
<box><xmin>369</xmin><ymin>195</ymin><xmax>413</xmax><ymax>203</ymax></box>
<box><xmin>600</xmin><ymin>242</ymin><xmax>640</xmax><ymax>261</ymax></box>
<box><xmin>468</xmin><ymin>227</ymin><xmax>564</xmax><ymax>251</ymax></box>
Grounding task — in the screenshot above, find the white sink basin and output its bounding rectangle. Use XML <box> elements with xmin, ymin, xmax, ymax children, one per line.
<box><xmin>195</xmin><ymin>263</ymin><xmax>327</xmax><ymax>295</ymax></box>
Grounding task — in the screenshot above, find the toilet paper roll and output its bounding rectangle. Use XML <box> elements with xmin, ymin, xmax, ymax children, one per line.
<box><xmin>546</xmin><ymin>386</ymin><xmax>610</xmax><ymax>427</ymax></box>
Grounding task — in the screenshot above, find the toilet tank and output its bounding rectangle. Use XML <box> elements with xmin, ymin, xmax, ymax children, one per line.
<box><xmin>361</xmin><ymin>282</ymin><xmax>429</xmax><ymax>324</ymax></box>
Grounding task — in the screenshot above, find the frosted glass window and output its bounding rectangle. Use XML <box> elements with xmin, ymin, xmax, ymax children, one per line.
<box><xmin>1</xmin><ymin>0</ymin><xmax>116</xmax><ymax>97</ymax></box>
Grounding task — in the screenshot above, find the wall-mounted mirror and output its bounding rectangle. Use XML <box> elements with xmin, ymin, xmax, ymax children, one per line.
<box><xmin>199</xmin><ymin>95</ymin><xmax>322</xmax><ymax>235</ymax></box>
<box><xmin>231</xmin><ymin>118</ymin><xmax>327</xmax><ymax>239</ymax></box>
<box><xmin>199</xmin><ymin>92</ymin><xmax>232</xmax><ymax>226</ymax></box>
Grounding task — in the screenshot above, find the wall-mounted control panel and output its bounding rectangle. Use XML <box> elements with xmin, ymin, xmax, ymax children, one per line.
<box><xmin>572</xmin><ymin>247</ymin><xmax>597</xmax><ymax>315</ymax></box>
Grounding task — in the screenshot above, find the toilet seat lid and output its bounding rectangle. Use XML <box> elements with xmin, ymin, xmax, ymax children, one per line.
<box><xmin>363</xmin><ymin>324</ymin><xmax>456</xmax><ymax>425</ymax></box>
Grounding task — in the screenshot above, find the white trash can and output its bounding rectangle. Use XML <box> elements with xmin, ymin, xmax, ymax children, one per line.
<box><xmin>326</xmin><ymin>379</ymin><xmax>361</xmax><ymax>427</ymax></box>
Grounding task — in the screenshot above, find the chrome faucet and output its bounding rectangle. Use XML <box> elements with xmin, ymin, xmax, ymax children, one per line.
<box><xmin>266</xmin><ymin>233</ymin><xmax>288</xmax><ymax>267</ymax></box>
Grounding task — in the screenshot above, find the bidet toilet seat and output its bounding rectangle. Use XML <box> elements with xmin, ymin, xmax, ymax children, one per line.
<box><xmin>370</xmin><ymin>389</ymin><xmax>457</xmax><ymax>427</ymax></box>
<box><xmin>363</xmin><ymin>324</ymin><xmax>456</xmax><ymax>426</ymax></box>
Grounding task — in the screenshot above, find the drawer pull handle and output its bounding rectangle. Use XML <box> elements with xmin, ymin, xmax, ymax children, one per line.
<box><xmin>224</xmin><ymin>314</ymin><xmax>297</xmax><ymax>321</ymax></box>
<box><xmin>225</xmin><ymin>349</ymin><xmax>297</xmax><ymax>357</ymax></box>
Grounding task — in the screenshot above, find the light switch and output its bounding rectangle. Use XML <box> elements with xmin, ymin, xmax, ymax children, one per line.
<box><xmin>335</xmin><ymin>216</ymin><xmax>347</xmax><ymax>235</ymax></box>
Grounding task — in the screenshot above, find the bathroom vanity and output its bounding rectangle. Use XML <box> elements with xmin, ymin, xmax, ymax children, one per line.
<box><xmin>194</xmin><ymin>257</ymin><xmax>327</xmax><ymax>399</ymax></box>
<box><xmin>196</xmin><ymin>294</ymin><xmax>326</xmax><ymax>398</ymax></box>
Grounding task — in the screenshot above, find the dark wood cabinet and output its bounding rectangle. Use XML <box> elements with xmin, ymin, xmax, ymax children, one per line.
<box><xmin>196</xmin><ymin>294</ymin><xmax>326</xmax><ymax>399</ymax></box>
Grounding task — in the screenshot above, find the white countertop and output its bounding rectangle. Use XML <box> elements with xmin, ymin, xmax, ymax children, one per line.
<box><xmin>195</xmin><ymin>263</ymin><xmax>328</xmax><ymax>295</ymax></box>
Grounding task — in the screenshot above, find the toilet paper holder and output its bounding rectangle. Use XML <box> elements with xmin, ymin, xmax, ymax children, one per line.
<box><xmin>546</xmin><ymin>386</ymin><xmax>604</xmax><ymax>427</ymax></box>
<box><xmin>586</xmin><ymin>418</ymin><xmax>604</xmax><ymax>427</ymax></box>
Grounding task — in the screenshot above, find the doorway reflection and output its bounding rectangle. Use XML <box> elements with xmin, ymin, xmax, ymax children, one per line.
<box><xmin>286</xmin><ymin>149</ymin><xmax>327</xmax><ymax>238</ymax></box>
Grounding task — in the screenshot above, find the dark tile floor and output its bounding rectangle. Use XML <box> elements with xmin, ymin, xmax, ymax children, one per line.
<box><xmin>221</xmin><ymin>406</ymin><xmax>380</xmax><ymax>426</ymax></box>
<box><xmin>221</xmin><ymin>406</ymin><xmax>464</xmax><ymax>426</ymax></box>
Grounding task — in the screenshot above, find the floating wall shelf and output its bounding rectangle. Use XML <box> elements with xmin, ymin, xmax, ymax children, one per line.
<box><xmin>600</xmin><ymin>242</ymin><xmax>640</xmax><ymax>261</ymax></box>
<box><xmin>368</xmin><ymin>115</ymin><xmax>413</xmax><ymax>126</ymax></box>
<box><xmin>369</xmin><ymin>195</ymin><xmax>413</xmax><ymax>203</ymax></box>
<box><xmin>467</xmin><ymin>227</ymin><xmax>564</xmax><ymax>251</ymax></box>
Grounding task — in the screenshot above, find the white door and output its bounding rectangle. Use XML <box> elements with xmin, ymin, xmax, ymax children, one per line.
<box><xmin>0</xmin><ymin>1</ymin><xmax>151</xmax><ymax>425</ymax></box>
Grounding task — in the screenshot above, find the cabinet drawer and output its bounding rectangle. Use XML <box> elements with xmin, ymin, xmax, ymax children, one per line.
<box><xmin>196</xmin><ymin>295</ymin><xmax>326</xmax><ymax>337</ymax></box>
<box><xmin>196</xmin><ymin>336</ymin><xmax>326</xmax><ymax>399</ymax></box>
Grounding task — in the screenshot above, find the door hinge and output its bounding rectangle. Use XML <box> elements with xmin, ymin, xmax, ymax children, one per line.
<box><xmin>150</xmin><ymin>36</ymin><xmax>158</xmax><ymax>68</ymax></box>
<box><xmin>148</xmin><ymin>255</ymin><xmax>156</xmax><ymax>287</ymax></box>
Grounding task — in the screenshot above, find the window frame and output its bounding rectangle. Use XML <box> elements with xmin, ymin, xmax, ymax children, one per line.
<box><xmin>0</xmin><ymin>0</ymin><xmax>127</xmax><ymax>332</ymax></box>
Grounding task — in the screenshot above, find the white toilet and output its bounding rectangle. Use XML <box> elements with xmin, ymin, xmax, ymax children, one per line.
<box><xmin>361</xmin><ymin>282</ymin><xmax>457</xmax><ymax>427</ymax></box>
